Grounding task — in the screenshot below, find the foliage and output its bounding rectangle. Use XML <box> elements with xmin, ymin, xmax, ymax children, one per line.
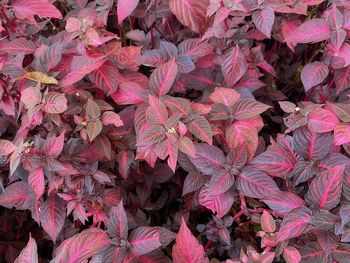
<box><xmin>0</xmin><ymin>0</ymin><xmax>350</xmax><ymax>262</ymax></box>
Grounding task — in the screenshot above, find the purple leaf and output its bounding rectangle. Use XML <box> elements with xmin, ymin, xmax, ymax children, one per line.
<box><xmin>262</xmin><ymin>191</ymin><xmax>305</xmax><ymax>216</ymax></box>
<box><xmin>237</xmin><ymin>166</ymin><xmax>281</xmax><ymax>199</ymax></box>
<box><xmin>306</xmin><ymin>166</ymin><xmax>344</xmax><ymax>210</ymax></box>
<box><xmin>107</xmin><ymin>200</ymin><xmax>128</xmax><ymax>239</ymax></box>
<box><xmin>277</xmin><ymin>206</ymin><xmax>312</xmax><ymax>241</ymax></box>
<box><xmin>129</xmin><ymin>227</ymin><xmax>161</xmax><ymax>255</ymax></box>
<box><xmin>189</xmin><ymin>143</ymin><xmax>225</xmax><ymax>175</ymax></box>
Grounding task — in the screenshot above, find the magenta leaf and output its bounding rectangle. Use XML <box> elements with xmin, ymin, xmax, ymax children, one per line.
<box><xmin>172</xmin><ymin>218</ymin><xmax>208</xmax><ymax>263</ymax></box>
<box><xmin>0</xmin><ymin>182</ymin><xmax>34</xmax><ymax>210</ymax></box>
<box><xmin>40</xmin><ymin>195</ymin><xmax>66</xmax><ymax>243</ymax></box>
<box><xmin>277</xmin><ymin>206</ymin><xmax>312</xmax><ymax>241</ymax></box>
<box><xmin>34</xmin><ymin>43</ymin><xmax>64</xmax><ymax>72</ymax></box>
<box><xmin>2</xmin><ymin>38</ymin><xmax>37</xmax><ymax>54</ymax></box>
<box><xmin>237</xmin><ymin>166</ymin><xmax>280</xmax><ymax>199</ymax></box>
<box><xmin>14</xmin><ymin>234</ymin><xmax>38</xmax><ymax>263</ymax></box>
<box><xmin>117</xmin><ymin>0</ymin><xmax>139</xmax><ymax>25</ymax></box>
<box><xmin>149</xmin><ymin>58</ymin><xmax>178</xmax><ymax>97</ymax></box>
<box><xmin>252</xmin><ymin>7</ymin><xmax>275</xmax><ymax>38</ymax></box>
<box><xmin>111</xmin><ymin>82</ymin><xmax>148</xmax><ymax>105</ymax></box>
<box><xmin>221</xmin><ymin>46</ymin><xmax>248</xmax><ymax>87</ymax></box>
<box><xmin>129</xmin><ymin>227</ymin><xmax>161</xmax><ymax>256</ymax></box>
<box><xmin>51</xmin><ymin>228</ymin><xmax>109</xmax><ymax>263</ymax></box>
<box><xmin>301</xmin><ymin>62</ymin><xmax>329</xmax><ymax>92</ymax></box>
<box><xmin>168</xmin><ymin>0</ymin><xmax>209</xmax><ymax>34</ymax></box>
<box><xmin>90</xmin><ymin>62</ymin><xmax>119</xmax><ymax>95</ymax></box>
<box><xmin>285</xmin><ymin>18</ymin><xmax>331</xmax><ymax>44</ymax></box>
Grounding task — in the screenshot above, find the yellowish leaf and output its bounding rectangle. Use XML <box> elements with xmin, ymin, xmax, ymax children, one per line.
<box><xmin>25</xmin><ymin>71</ymin><xmax>58</xmax><ymax>85</ymax></box>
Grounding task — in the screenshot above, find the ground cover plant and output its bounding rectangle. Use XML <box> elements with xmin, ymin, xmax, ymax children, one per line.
<box><xmin>0</xmin><ymin>0</ymin><xmax>350</xmax><ymax>262</ymax></box>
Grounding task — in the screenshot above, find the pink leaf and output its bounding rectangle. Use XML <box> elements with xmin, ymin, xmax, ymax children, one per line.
<box><xmin>221</xmin><ymin>46</ymin><xmax>248</xmax><ymax>87</ymax></box>
<box><xmin>261</xmin><ymin>210</ymin><xmax>276</xmax><ymax>233</ymax></box>
<box><xmin>307</xmin><ymin>108</ymin><xmax>339</xmax><ymax>133</ymax></box>
<box><xmin>40</xmin><ymin>195</ymin><xmax>66</xmax><ymax>243</ymax></box>
<box><xmin>283</xmin><ymin>246</ymin><xmax>301</xmax><ymax>263</ymax></box>
<box><xmin>52</xmin><ymin>228</ymin><xmax>109</xmax><ymax>263</ymax></box>
<box><xmin>334</xmin><ymin>123</ymin><xmax>350</xmax><ymax>145</ymax></box>
<box><xmin>149</xmin><ymin>58</ymin><xmax>178</xmax><ymax>97</ymax></box>
<box><xmin>0</xmin><ymin>140</ymin><xmax>16</xmax><ymax>155</ymax></box>
<box><xmin>117</xmin><ymin>0</ymin><xmax>139</xmax><ymax>25</ymax></box>
<box><xmin>43</xmin><ymin>92</ymin><xmax>67</xmax><ymax>114</ymax></box>
<box><xmin>14</xmin><ymin>234</ymin><xmax>38</xmax><ymax>263</ymax></box>
<box><xmin>182</xmin><ymin>171</ymin><xmax>208</xmax><ymax>196</ymax></box>
<box><xmin>11</xmin><ymin>0</ymin><xmax>62</xmax><ymax>22</ymax></box>
<box><xmin>89</xmin><ymin>61</ymin><xmax>119</xmax><ymax>95</ymax></box>
<box><xmin>285</xmin><ymin>18</ymin><xmax>331</xmax><ymax>44</ymax></box>
<box><xmin>172</xmin><ymin>218</ymin><xmax>208</xmax><ymax>263</ymax></box>
<box><xmin>0</xmin><ymin>182</ymin><xmax>34</xmax><ymax>210</ymax></box>
<box><xmin>129</xmin><ymin>227</ymin><xmax>161</xmax><ymax>255</ymax></box>
<box><xmin>43</xmin><ymin>132</ymin><xmax>65</xmax><ymax>157</ymax></box>
<box><xmin>101</xmin><ymin>111</ymin><xmax>124</xmax><ymax>127</ymax></box>
<box><xmin>301</xmin><ymin>62</ymin><xmax>329</xmax><ymax>92</ymax></box>
<box><xmin>178</xmin><ymin>38</ymin><xmax>213</xmax><ymax>59</ymax></box>
<box><xmin>28</xmin><ymin>167</ymin><xmax>44</xmax><ymax>200</ymax></box>
<box><xmin>252</xmin><ymin>7</ymin><xmax>275</xmax><ymax>38</ymax></box>
<box><xmin>169</xmin><ymin>0</ymin><xmax>209</xmax><ymax>34</ymax></box>
<box><xmin>210</xmin><ymin>87</ymin><xmax>240</xmax><ymax>107</ymax></box>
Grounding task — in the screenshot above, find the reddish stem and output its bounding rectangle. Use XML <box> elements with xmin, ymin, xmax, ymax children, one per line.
<box><xmin>204</xmin><ymin>240</ymin><xmax>212</xmax><ymax>251</ymax></box>
<box><xmin>232</xmin><ymin>210</ymin><xmax>244</xmax><ymax>221</ymax></box>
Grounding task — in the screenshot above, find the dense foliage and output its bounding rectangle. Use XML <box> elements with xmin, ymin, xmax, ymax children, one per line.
<box><xmin>0</xmin><ymin>0</ymin><xmax>350</xmax><ymax>262</ymax></box>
